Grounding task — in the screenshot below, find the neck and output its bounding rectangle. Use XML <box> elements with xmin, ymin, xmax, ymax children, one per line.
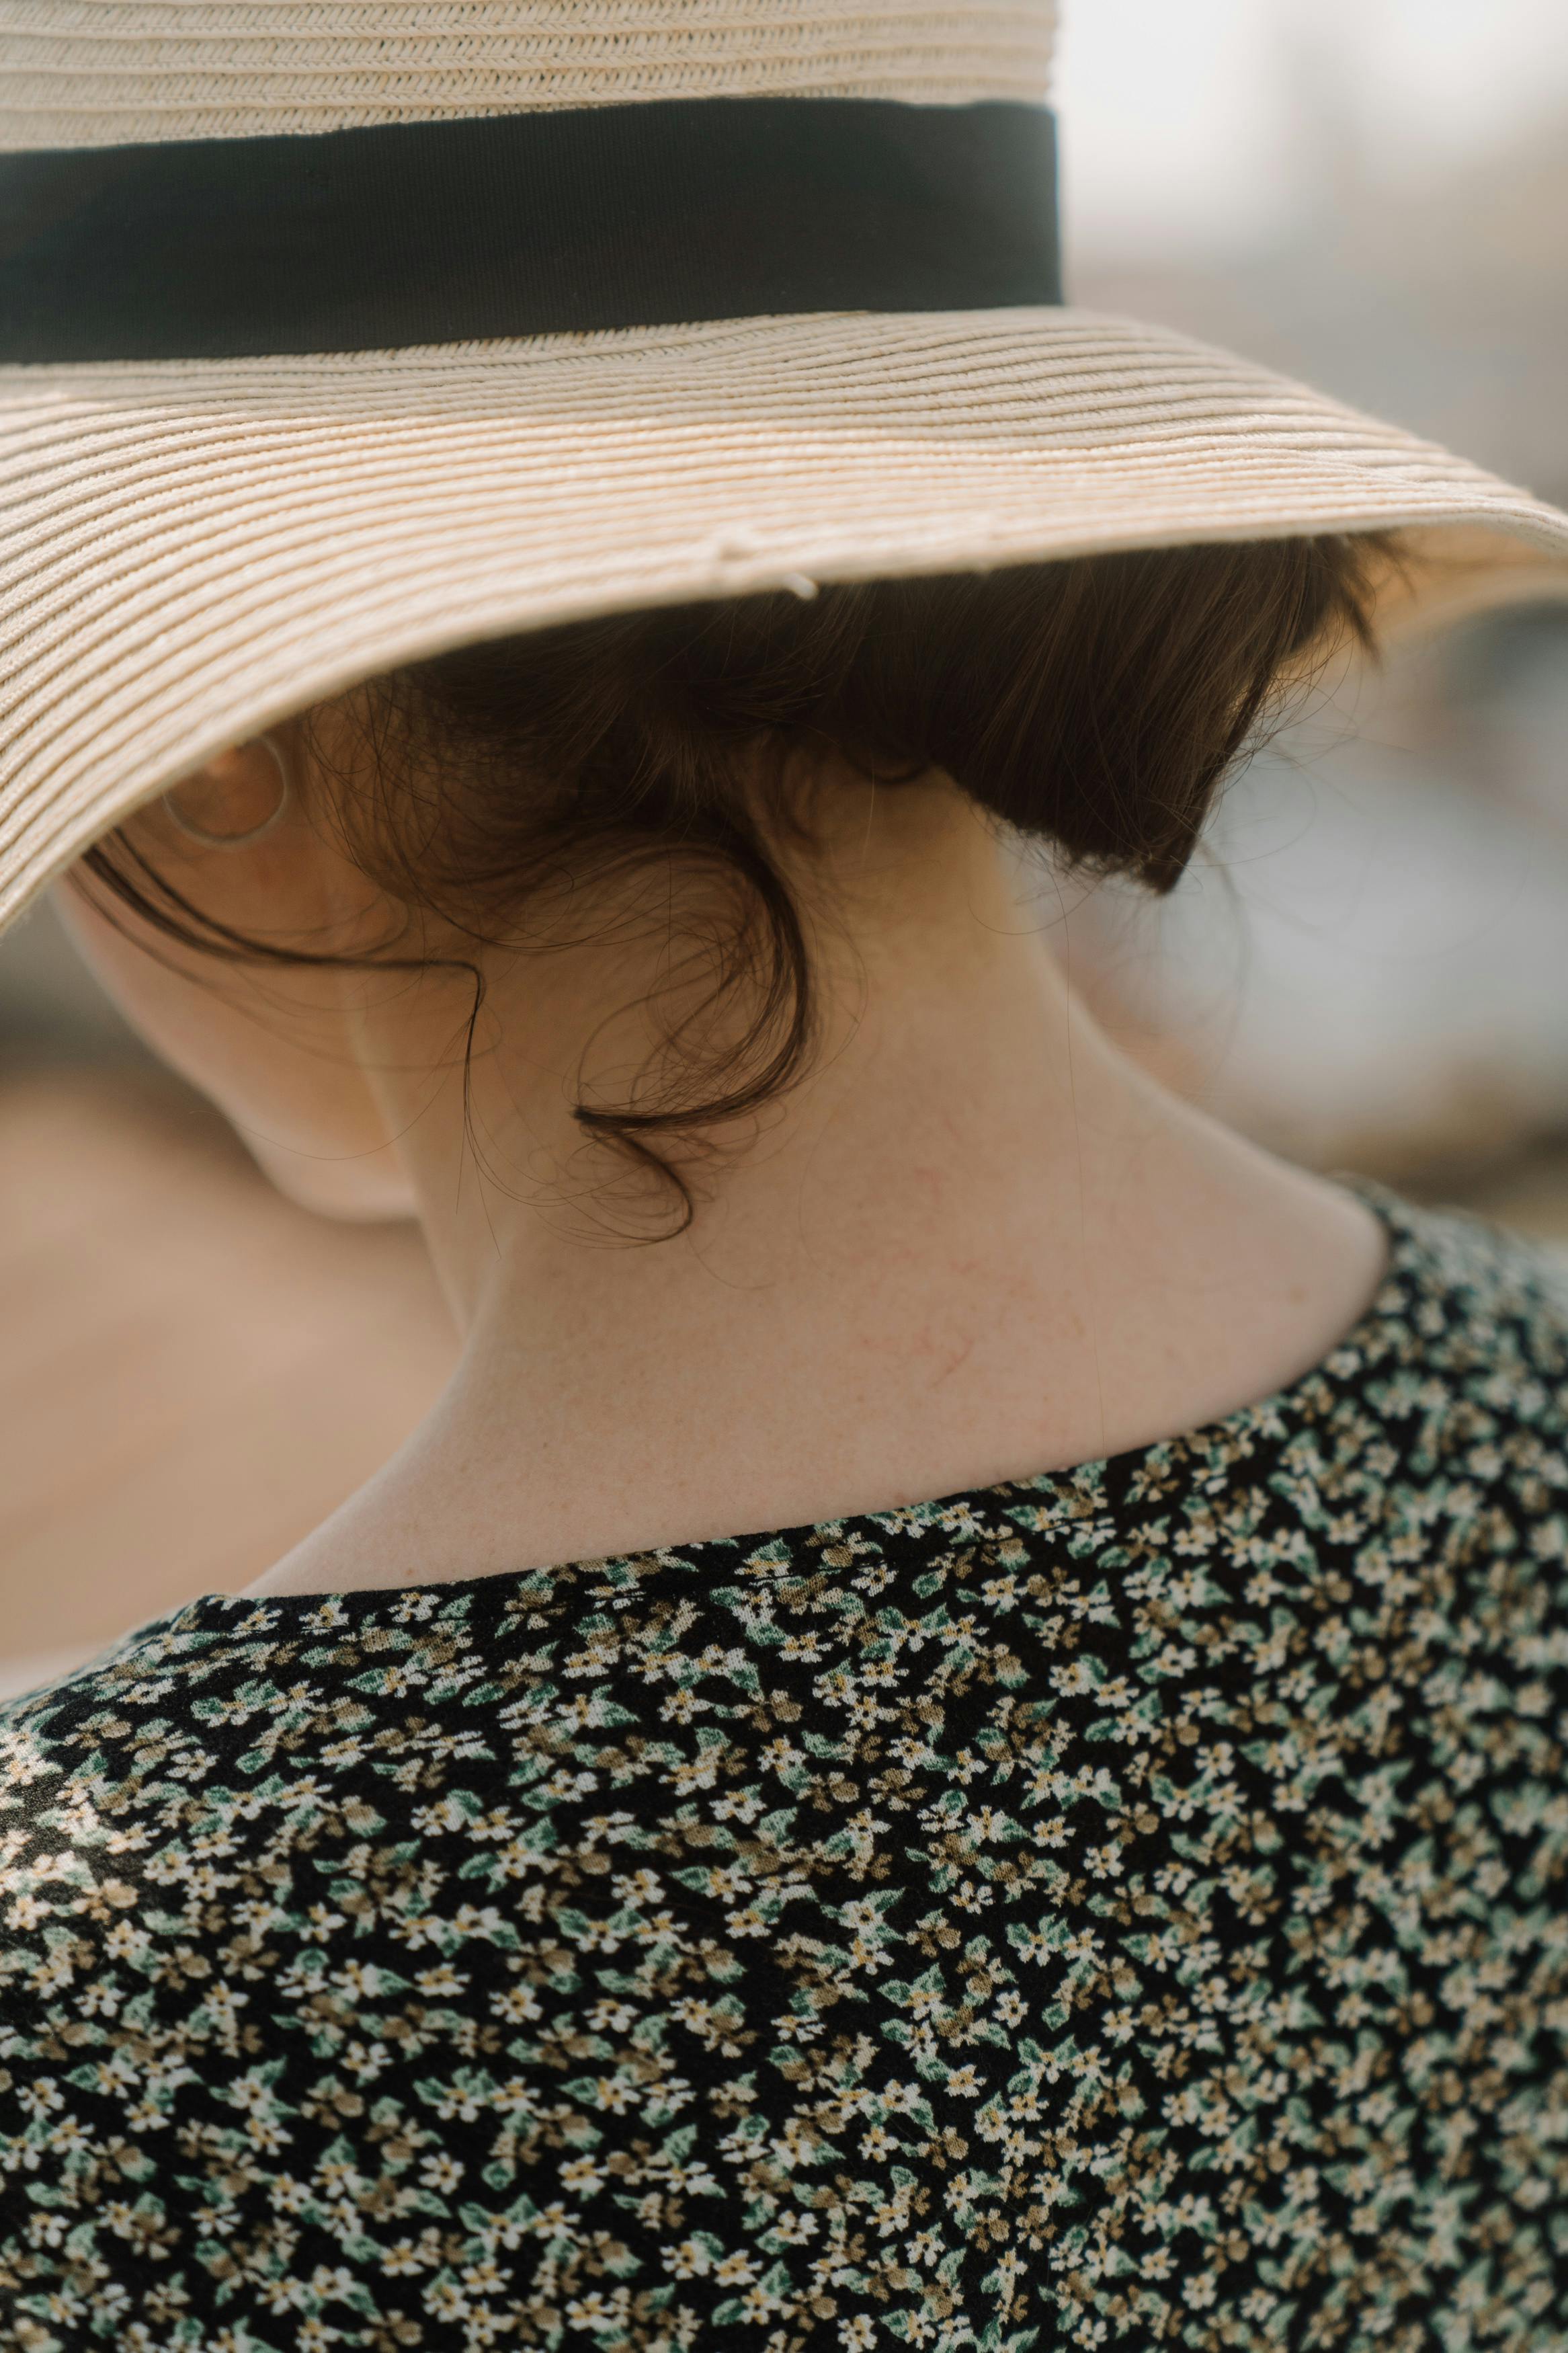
<box><xmin>254</xmin><ymin>778</ymin><xmax>1385</xmax><ymax>1596</ymax></box>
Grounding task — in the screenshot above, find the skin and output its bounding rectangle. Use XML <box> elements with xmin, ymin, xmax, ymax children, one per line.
<box><xmin>60</xmin><ymin>717</ymin><xmax>1387</xmax><ymax>1598</ymax></box>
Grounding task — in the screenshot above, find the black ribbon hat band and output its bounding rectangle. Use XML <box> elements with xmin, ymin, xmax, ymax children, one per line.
<box><xmin>0</xmin><ymin>95</ymin><xmax>1061</xmax><ymax>364</ymax></box>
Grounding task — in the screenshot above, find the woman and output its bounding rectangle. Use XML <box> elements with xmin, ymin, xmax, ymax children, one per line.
<box><xmin>2</xmin><ymin>7</ymin><xmax>1567</xmax><ymax>2349</ymax></box>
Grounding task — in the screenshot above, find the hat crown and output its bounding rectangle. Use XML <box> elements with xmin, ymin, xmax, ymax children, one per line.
<box><xmin>0</xmin><ymin>1</ymin><xmax>1057</xmax><ymax>151</ymax></box>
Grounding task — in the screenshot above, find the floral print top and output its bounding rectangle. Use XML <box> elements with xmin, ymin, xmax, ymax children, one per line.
<box><xmin>2</xmin><ymin>1189</ymin><xmax>1567</xmax><ymax>2353</ymax></box>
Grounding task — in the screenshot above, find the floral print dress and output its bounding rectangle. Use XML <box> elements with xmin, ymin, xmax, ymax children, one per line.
<box><xmin>2</xmin><ymin>1191</ymin><xmax>1567</xmax><ymax>2353</ymax></box>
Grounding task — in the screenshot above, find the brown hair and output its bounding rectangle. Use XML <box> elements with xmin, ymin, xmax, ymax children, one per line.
<box><xmin>85</xmin><ymin>533</ymin><xmax>1386</xmax><ymax>1225</ymax></box>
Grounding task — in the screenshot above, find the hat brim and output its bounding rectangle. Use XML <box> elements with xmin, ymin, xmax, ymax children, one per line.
<box><xmin>3</xmin><ymin>303</ymin><xmax>1566</xmax><ymax>934</ymax></box>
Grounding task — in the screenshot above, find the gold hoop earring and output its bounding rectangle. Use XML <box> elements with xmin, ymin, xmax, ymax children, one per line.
<box><xmin>163</xmin><ymin>733</ymin><xmax>292</xmax><ymax>850</ymax></box>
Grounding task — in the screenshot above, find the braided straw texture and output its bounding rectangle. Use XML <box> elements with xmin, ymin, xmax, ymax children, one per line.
<box><xmin>3</xmin><ymin>307</ymin><xmax>1565</xmax><ymax>930</ymax></box>
<box><xmin>0</xmin><ymin>1</ymin><xmax>1055</xmax><ymax>147</ymax></box>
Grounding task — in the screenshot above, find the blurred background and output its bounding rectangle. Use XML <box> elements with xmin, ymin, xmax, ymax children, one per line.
<box><xmin>2</xmin><ymin>0</ymin><xmax>1566</xmax><ymax>1691</ymax></box>
<box><xmin>1054</xmin><ymin>0</ymin><xmax>1568</xmax><ymax>1181</ymax></box>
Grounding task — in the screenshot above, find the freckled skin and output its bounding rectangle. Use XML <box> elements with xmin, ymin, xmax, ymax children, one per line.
<box><xmin>56</xmin><ymin>735</ymin><xmax>1389</xmax><ymax>1599</ymax></box>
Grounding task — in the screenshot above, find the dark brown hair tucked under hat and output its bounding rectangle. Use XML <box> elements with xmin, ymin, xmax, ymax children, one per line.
<box><xmin>83</xmin><ymin>534</ymin><xmax>1383</xmax><ymax>1226</ymax></box>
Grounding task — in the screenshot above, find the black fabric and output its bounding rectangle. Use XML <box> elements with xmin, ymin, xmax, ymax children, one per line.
<box><xmin>0</xmin><ymin>95</ymin><xmax>1061</xmax><ymax>363</ymax></box>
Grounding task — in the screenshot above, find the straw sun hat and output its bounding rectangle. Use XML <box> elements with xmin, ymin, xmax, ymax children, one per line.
<box><xmin>3</xmin><ymin>1</ymin><xmax>1567</xmax><ymax>935</ymax></box>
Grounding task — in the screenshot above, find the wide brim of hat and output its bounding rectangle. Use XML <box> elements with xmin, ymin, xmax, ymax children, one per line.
<box><xmin>3</xmin><ymin>303</ymin><xmax>1567</xmax><ymax>936</ymax></box>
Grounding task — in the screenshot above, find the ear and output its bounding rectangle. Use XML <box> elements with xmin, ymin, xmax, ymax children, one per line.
<box><xmin>162</xmin><ymin>733</ymin><xmax>293</xmax><ymax>848</ymax></box>
<box><xmin>143</xmin><ymin>723</ymin><xmax>357</xmax><ymax>948</ymax></box>
<box><xmin>123</xmin><ymin>714</ymin><xmax>401</xmax><ymax>967</ymax></box>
